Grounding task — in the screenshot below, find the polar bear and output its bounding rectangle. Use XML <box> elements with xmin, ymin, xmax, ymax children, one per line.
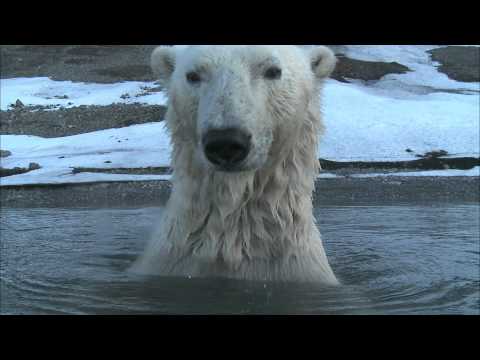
<box><xmin>133</xmin><ymin>45</ymin><xmax>338</xmax><ymax>284</ymax></box>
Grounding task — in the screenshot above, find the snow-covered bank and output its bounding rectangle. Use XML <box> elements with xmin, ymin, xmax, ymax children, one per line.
<box><xmin>0</xmin><ymin>169</ymin><xmax>171</xmax><ymax>186</ymax></box>
<box><xmin>1</xmin><ymin>122</ymin><xmax>170</xmax><ymax>165</ymax></box>
<box><xmin>0</xmin><ymin>123</ymin><xmax>172</xmax><ymax>185</ymax></box>
<box><xmin>1</xmin><ymin>81</ymin><xmax>478</xmax><ymax>185</ymax></box>
<box><xmin>1</xmin><ymin>46</ymin><xmax>479</xmax><ymax>186</ymax></box>
<box><xmin>2</xmin><ymin>78</ymin><xmax>478</xmax><ymax>162</ymax></box>
<box><xmin>1</xmin><ymin>116</ymin><xmax>478</xmax><ymax>186</ymax></box>
<box><xmin>319</xmin><ymin>45</ymin><xmax>479</xmax><ymax>162</ymax></box>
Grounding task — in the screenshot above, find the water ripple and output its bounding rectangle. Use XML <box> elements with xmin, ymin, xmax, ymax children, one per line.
<box><xmin>1</xmin><ymin>205</ymin><xmax>479</xmax><ymax>314</ymax></box>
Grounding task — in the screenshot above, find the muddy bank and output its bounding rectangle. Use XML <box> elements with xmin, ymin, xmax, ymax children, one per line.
<box><xmin>1</xmin><ymin>104</ymin><xmax>166</xmax><ymax>138</ymax></box>
<box><xmin>331</xmin><ymin>55</ymin><xmax>411</xmax><ymax>83</ymax></box>
<box><xmin>0</xmin><ymin>162</ymin><xmax>40</xmax><ymax>177</ymax></box>
<box><xmin>428</xmin><ymin>46</ymin><xmax>480</xmax><ymax>83</ymax></box>
<box><xmin>71</xmin><ymin>166</ymin><xmax>171</xmax><ymax>175</ymax></box>
<box><xmin>1</xmin><ymin>45</ymin><xmax>158</xmax><ymax>83</ymax></box>
<box><xmin>320</xmin><ymin>157</ymin><xmax>480</xmax><ymax>174</ymax></box>
<box><xmin>3</xmin><ymin>45</ymin><xmax>478</xmax><ymax>87</ymax></box>
<box><xmin>1</xmin><ymin>177</ymin><xmax>478</xmax><ymax>208</ymax></box>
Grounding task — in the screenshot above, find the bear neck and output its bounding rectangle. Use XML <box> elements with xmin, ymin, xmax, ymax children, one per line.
<box><xmin>165</xmin><ymin>114</ymin><xmax>322</xmax><ymax>268</ymax></box>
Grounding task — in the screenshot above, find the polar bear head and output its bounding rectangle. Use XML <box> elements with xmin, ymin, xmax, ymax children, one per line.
<box><xmin>151</xmin><ymin>45</ymin><xmax>336</xmax><ymax>173</ymax></box>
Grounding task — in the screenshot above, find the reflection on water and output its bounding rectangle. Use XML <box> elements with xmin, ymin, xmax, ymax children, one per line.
<box><xmin>1</xmin><ymin>204</ymin><xmax>479</xmax><ymax>314</ymax></box>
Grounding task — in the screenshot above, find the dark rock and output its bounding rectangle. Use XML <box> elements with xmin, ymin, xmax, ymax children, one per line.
<box><xmin>71</xmin><ymin>166</ymin><xmax>172</xmax><ymax>175</ymax></box>
<box><xmin>14</xmin><ymin>99</ymin><xmax>24</xmax><ymax>108</ymax></box>
<box><xmin>428</xmin><ymin>46</ymin><xmax>480</xmax><ymax>82</ymax></box>
<box><xmin>28</xmin><ymin>162</ymin><xmax>41</xmax><ymax>170</ymax></box>
<box><xmin>0</xmin><ymin>163</ymin><xmax>41</xmax><ymax>177</ymax></box>
<box><xmin>0</xmin><ymin>167</ymin><xmax>29</xmax><ymax>177</ymax></box>
<box><xmin>123</xmin><ymin>119</ymin><xmax>135</xmax><ymax>127</ymax></box>
<box><xmin>0</xmin><ymin>150</ymin><xmax>12</xmax><ymax>158</ymax></box>
<box><xmin>416</xmin><ymin>150</ymin><xmax>449</xmax><ymax>159</ymax></box>
<box><xmin>319</xmin><ymin>156</ymin><xmax>479</xmax><ymax>173</ymax></box>
<box><xmin>332</xmin><ymin>55</ymin><xmax>411</xmax><ymax>82</ymax></box>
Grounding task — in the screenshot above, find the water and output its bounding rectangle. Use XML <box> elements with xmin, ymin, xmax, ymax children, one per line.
<box><xmin>1</xmin><ymin>204</ymin><xmax>479</xmax><ymax>315</ymax></box>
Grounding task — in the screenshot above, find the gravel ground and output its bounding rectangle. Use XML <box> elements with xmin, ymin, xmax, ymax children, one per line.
<box><xmin>1</xmin><ymin>104</ymin><xmax>166</xmax><ymax>138</ymax></box>
<box><xmin>1</xmin><ymin>177</ymin><xmax>478</xmax><ymax>208</ymax></box>
<box><xmin>331</xmin><ymin>55</ymin><xmax>411</xmax><ymax>82</ymax></box>
<box><xmin>1</xmin><ymin>45</ymin><xmax>158</xmax><ymax>83</ymax></box>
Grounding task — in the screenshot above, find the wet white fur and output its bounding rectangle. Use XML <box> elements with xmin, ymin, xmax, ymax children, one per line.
<box><xmin>133</xmin><ymin>45</ymin><xmax>339</xmax><ymax>284</ymax></box>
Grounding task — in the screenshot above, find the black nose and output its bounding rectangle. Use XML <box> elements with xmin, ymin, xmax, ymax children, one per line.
<box><xmin>203</xmin><ymin>128</ymin><xmax>251</xmax><ymax>168</ymax></box>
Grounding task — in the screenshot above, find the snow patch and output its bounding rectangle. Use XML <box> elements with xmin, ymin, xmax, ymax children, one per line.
<box><xmin>1</xmin><ymin>122</ymin><xmax>172</xmax><ymax>186</ymax></box>
<box><xmin>0</xmin><ymin>168</ymin><xmax>171</xmax><ymax>186</ymax></box>
<box><xmin>0</xmin><ymin>77</ymin><xmax>167</xmax><ymax>110</ymax></box>
<box><xmin>321</xmin><ymin>80</ymin><xmax>479</xmax><ymax>162</ymax></box>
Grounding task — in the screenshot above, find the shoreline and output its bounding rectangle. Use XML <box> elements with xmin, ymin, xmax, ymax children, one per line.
<box><xmin>1</xmin><ymin>176</ymin><xmax>478</xmax><ymax>208</ymax></box>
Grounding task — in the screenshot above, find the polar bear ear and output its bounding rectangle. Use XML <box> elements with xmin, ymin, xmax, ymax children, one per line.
<box><xmin>151</xmin><ymin>46</ymin><xmax>177</xmax><ymax>84</ymax></box>
<box><xmin>309</xmin><ymin>46</ymin><xmax>337</xmax><ymax>80</ymax></box>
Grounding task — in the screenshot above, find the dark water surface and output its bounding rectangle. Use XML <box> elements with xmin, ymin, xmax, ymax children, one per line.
<box><xmin>1</xmin><ymin>204</ymin><xmax>479</xmax><ymax>314</ymax></box>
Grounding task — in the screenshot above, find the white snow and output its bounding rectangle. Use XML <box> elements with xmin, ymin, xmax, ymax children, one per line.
<box><xmin>0</xmin><ymin>77</ymin><xmax>167</xmax><ymax>110</ymax></box>
<box><xmin>1</xmin><ymin>123</ymin><xmax>172</xmax><ymax>186</ymax></box>
<box><xmin>1</xmin><ymin>117</ymin><xmax>477</xmax><ymax>185</ymax></box>
<box><xmin>318</xmin><ymin>45</ymin><xmax>479</xmax><ymax>162</ymax></box>
<box><xmin>320</xmin><ymin>79</ymin><xmax>479</xmax><ymax>162</ymax></box>
<box><xmin>317</xmin><ymin>172</ymin><xmax>342</xmax><ymax>179</ymax></box>
<box><xmin>1</xmin><ymin>45</ymin><xmax>479</xmax><ymax>186</ymax></box>
<box><xmin>1</xmin><ymin>122</ymin><xmax>171</xmax><ymax>168</ymax></box>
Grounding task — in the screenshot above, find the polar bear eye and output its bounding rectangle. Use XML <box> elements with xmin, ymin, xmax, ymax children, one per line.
<box><xmin>264</xmin><ymin>66</ymin><xmax>282</xmax><ymax>80</ymax></box>
<box><xmin>186</xmin><ymin>71</ymin><xmax>202</xmax><ymax>84</ymax></box>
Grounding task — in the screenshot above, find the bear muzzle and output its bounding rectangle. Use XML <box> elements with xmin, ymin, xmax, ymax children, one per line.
<box><xmin>202</xmin><ymin>128</ymin><xmax>252</xmax><ymax>171</ymax></box>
